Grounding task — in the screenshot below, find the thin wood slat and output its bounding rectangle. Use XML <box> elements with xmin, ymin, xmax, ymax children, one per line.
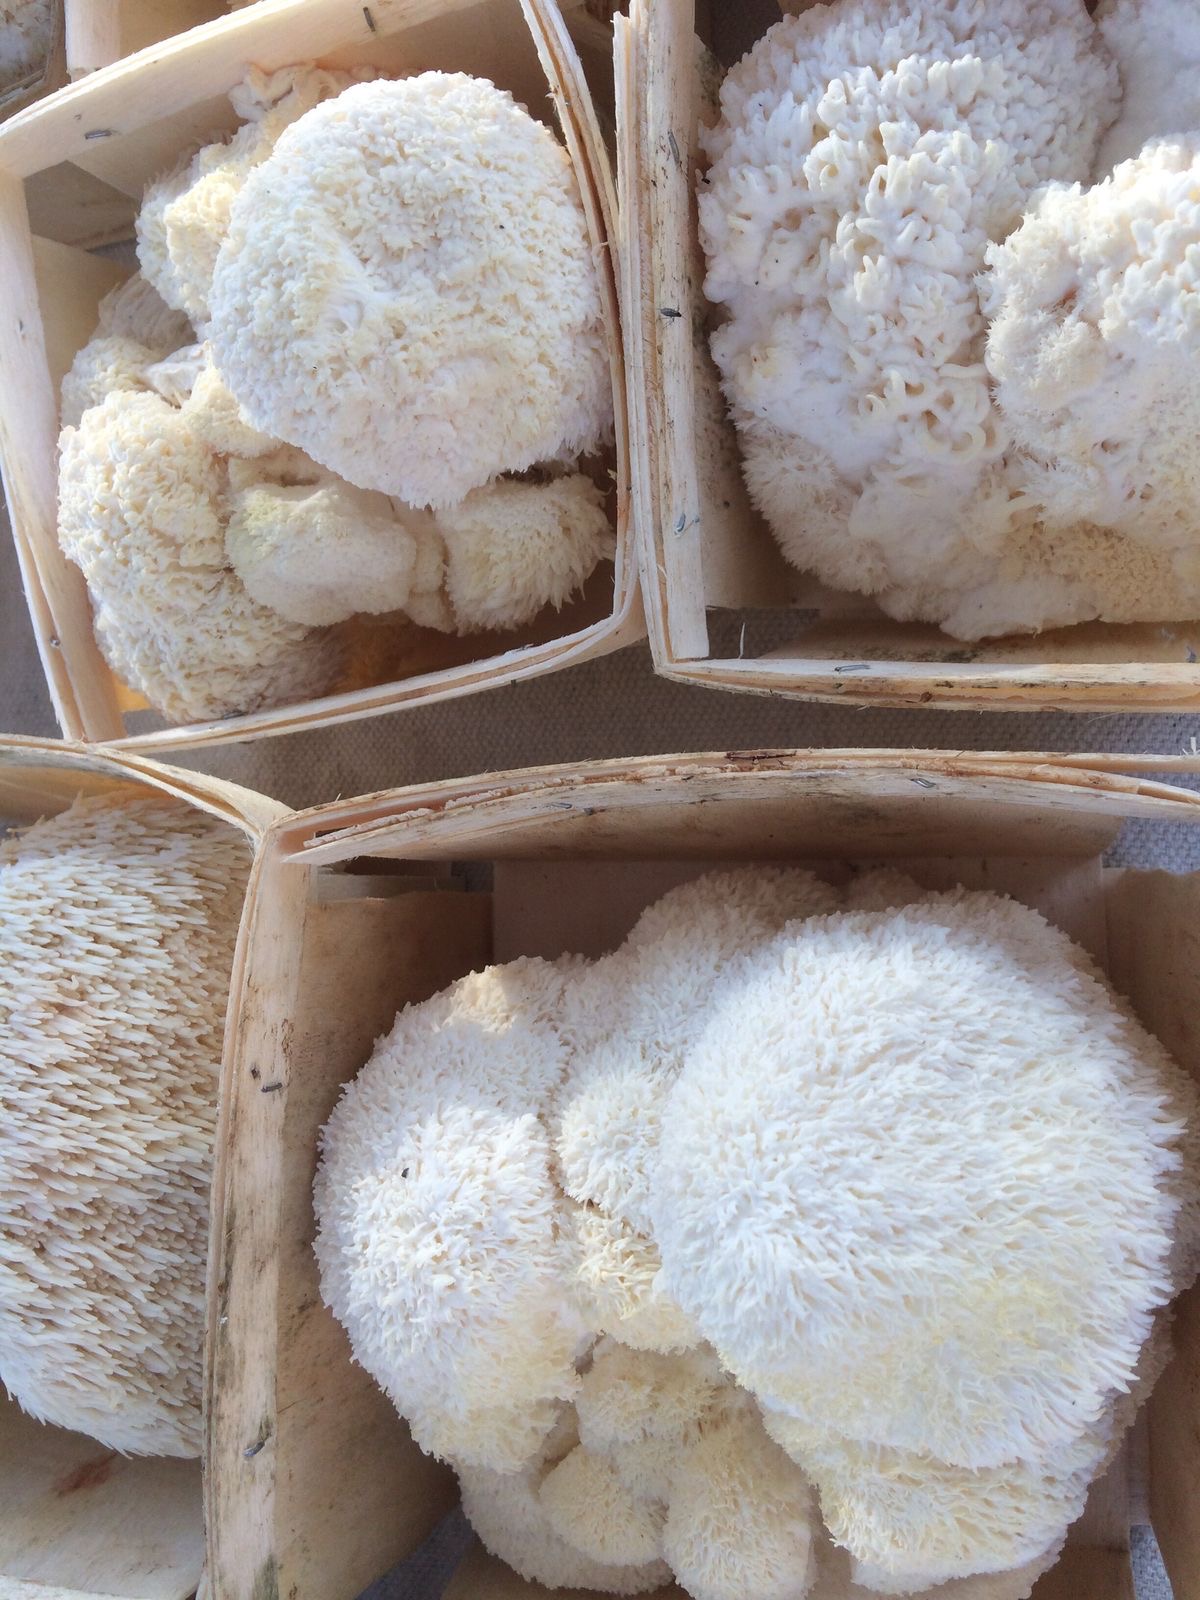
<box><xmin>66</xmin><ymin>0</ymin><xmax>229</xmax><ymax>81</ymax></box>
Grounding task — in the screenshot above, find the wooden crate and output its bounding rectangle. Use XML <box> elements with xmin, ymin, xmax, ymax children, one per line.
<box><xmin>210</xmin><ymin>748</ymin><xmax>1200</xmax><ymax>1600</ymax></box>
<box><xmin>64</xmin><ymin>0</ymin><xmax>230</xmax><ymax>82</ymax></box>
<box><xmin>616</xmin><ymin>0</ymin><xmax>1200</xmax><ymax>714</ymax></box>
<box><xmin>0</xmin><ymin>735</ymin><xmax>282</xmax><ymax>1600</ymax></box>
<box><xmin>0</xmin><ymin>0</ymin><xmax>640</xmax><ymax>750</ymax></box>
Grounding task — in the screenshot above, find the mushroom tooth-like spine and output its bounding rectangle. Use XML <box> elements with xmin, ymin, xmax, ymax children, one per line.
<box><xmin>226</xmin><ymin>478</ymin><xmax>422</xmax><ymax>626</ymax></box>
<box><xmin>1094</xmin><ymin>0</ymin><xmax>1200</xmax><ymax>172</ymax></box>
<box><xmin>406</xmin><ymin>1394</ymin><xmax>565</xmax><ymax>1477</ymax></box>
<box><xmin>574</xmin><ymin>1339</ymin><xmax>728</xmax><ymax>1454</ymax></box>
<box><xmin>785</xmin><ymin>1427</ymin><xmax>1104</xmax><ymax>1591</ymax></box>
<box><xmin>61</xmin><ymin>276</ymin><xmax>194</xmax><ymax>429</ymax></box>
<box><xmin>805</xmin><ymin>1523</ymin><xmax>1064</xmax><ymax>1600</ymax></box>
<box><xmin>96</xmin><ymin>273</ymin><xmax>193</xmax><ymax>351</ymax></box>
<box><xmin>60</xmin><ymin>335</ymin><xmax>162</xmax><ymax>429</ymax></box>
<box><xmin>0</xmin><ymin>794</ymin><xmax>249</xmax><ymax>1456</ymax></box>
<box><xmin>554</xmin><ymin>867</ymin><xmax>841</xmax><ymax>1234</ymax></box>
<box><xmin>180</xmin><ymin>348</ymin><xmax>279</xmax><ymax>458</ymax></box>
<box><xmin>567</xmin><ymin>1203</ymin><xmax>700</xmax><ymax>1354</ymax></box>
<box><xmin>976</xmin><ymin>139</ymin><xmax>1200</xmax><ymax>635</ymax></box>
<box><xmin>538</xmin><ymin>1444</ymin><xmax>665</xmax><ymax>1566</ymax></box>
<box><xmin>57</xmin><ymin>388</ymin><xmax>339</xmax><ymax>724</ymax></box>
<box><xmin>457</xmin><ymin>1408</ymin><xmax>672</xmax><ymax>1596</ymax></box>
<box><xmin>137</xmin><ymin>65</ymin><xmax>375</xmax><ymax>327</ymax></box>
<box><xmin>458</xmin><ymin>1453</ymin><xmax>673</xmax><ymax>1595</ymax></box>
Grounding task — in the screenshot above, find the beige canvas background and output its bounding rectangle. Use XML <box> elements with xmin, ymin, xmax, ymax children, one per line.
<box><xmin>0</xmin><ymin>512</ymin><xmax>1186</xmax><ymax>1594</ymax></box>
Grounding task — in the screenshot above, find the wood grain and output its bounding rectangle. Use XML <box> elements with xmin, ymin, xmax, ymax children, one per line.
<box><xmin>269</xmin><ymin>750</ymin><xmax>1200</xmax><ymax>868</ymax></box>
<box><xmin>1105</xmin><ymin>868</ymin><xmax>1200</xmax><ymax>1600</ymax></box>
<box><xmin>207</xmin><ymin>869</ymin><xmax>490</xmax><ymax>1598</ymax></box>
<box><xmin>0</xmin><ymin>1396</ymin><xmax>203</xmax><ymax>1600</ymax></box>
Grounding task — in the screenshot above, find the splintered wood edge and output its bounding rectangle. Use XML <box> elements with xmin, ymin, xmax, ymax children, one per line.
<box><xmin>613</xmin><ymin>8</ymin><xmax>661</xmax><ymax>652</ymax></box>
<box><xmin>107</xmin><ymin>595</ymin><xmax>643</xmax><ymax>752</ymax></box>
<box><xmin>267</xmin><ymin>750</ymin><xmax>1200</xmax><ymax>867</ymax></box>
<box><xmin>0</xmin><ymin>735</ymin><xmax>283</xmax><ymax>839</ymax></box>
<box><xmin>624</xmin><ymin>0</ymin><xmax>712</xmax><ymax>660</ymax></box>
<box><xmin>203</xmin><ymin>849</ymin><xmax>309</xmax><ymax>1600</ymax></box>
<box><xmin>205</xmin><ymin>871</ymin><xmax>486</xmax><ymax>1599</ymax></box>
<box><xmin>665</xmin><ymin>654</ymin><xmax>1200</xmax><ymax>713</ymax></box>
<box><xmin>0</xmin><ymin>0</ymin><xmax>476</xmax><ymax>176</ymax></box>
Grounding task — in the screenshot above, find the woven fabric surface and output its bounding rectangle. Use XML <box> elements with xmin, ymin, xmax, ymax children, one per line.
<box><xmin>0</xmin><ymin>514</ymin><xmax>1184</xmax><ymax>1595</ymax></box>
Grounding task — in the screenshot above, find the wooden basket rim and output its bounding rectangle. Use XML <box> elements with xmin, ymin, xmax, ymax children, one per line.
<box><xmin>0</xmin><ymin>733</ymin><xmax>284</xmax><ymax>837</ymax></box>
<box><xmin>268</xmin><ymin>747</ymin><xmax>1200</xmax><ymax>865</ymax></box>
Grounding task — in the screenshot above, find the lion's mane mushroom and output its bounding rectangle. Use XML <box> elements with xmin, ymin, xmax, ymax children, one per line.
<box><xmin>137</xmin><ymin>64</ymin><xmax>375</xmax><ymax>328</ymax></box>
<box><xmin>437</xmin><ymin>474</ymin><xmax>615</xmax><ymax>632</ymax></box>
<box><xmin>208</xmin><ymin>73</ymin><xmax>612</xmax><ymax>506</ymax></box>
<box><xmin>313</xmin><ymin>958</ymin><xmax>588</xmax><ymax>1474</ymax></box>
<box><xmin>57</xmin><ymin>389</ymin><xmax>339</xmax><ymax>724</ymax></box>
<box><xmin>60</xmin><ymin>275</ymin><xmax>193</xmax><ymax>428</ymax></box>
<box><xmin>0</xmin><ymin>794</ymin><xmax>249</xmax><ymax>1455</ymax></box>
<box><xmin>652</xmin><ymin>885</ymin><xmax>1200</xmax><ymax>1586</ymax></box>
<box><xmin>696</xmin><ymin>0</ymin><xmax>1120</xmax><ymax>635</ymax></box>
<box><xmin>970</xmin><ymin>138</ymin><xmax>1200</xmax><ymax>637</ymax></box>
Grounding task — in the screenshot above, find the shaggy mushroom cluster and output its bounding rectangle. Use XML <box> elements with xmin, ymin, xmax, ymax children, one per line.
<box><xmin>0</xmin><ymin>793</ymin><xmax>249</xmax><ymax>1456</ymax></box>
<box><xmin>315</xmin><ymin>868</ymin><xmax>1200</xmax><ymax>1599</ymax></box>
<box><xmin>57</xmin><ymin>64</ymin><xmax>614</xmax><ymax>724</ymax></box>
<box><xmin>699</xmin><ymin>0</ymin><xmax>1200</xmax><ymax>638</ymax></box>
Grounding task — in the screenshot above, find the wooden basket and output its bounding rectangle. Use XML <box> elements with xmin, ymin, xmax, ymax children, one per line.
<box><xmin>210</xmin><ymin>748</ymin><xmax>1200</xmax><ymax>1600</ymax></box>
<box><xmin>64</xmin><ymin>0</ymin><xmax>230</xmax><ymax>82</ymax></box>
<box><xmin>0</xmin><ymin>0</ymin><xmax>640</xmax><ymax>751</ymax></box>
<box><xmin>0</xmin><ymin>734</ymin><xmax>282</xmax><ymax>1600</ymax></box>
<box><xmin>616</xmin><ymin>0</ymin><xmax>1200</xmax><ymax>714</ymax></box>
